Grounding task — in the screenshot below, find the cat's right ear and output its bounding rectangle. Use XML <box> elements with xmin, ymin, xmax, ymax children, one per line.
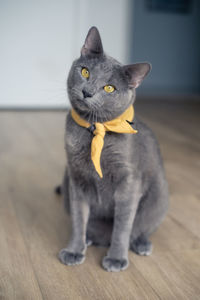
<box><xmin>123</xmin><ymin>63</ymin><xmax>152</xmax><ymax>88</ymax></box>
<box><xmin>81</xmin><ymin>27</ymin><xmax>103</xmax><ymax>58</ymax></box>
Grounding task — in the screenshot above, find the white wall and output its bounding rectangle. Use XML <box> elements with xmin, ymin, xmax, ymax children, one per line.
<box><xmin>0</xmin><ymin>0</ymin><xmax>132</xmax><ymax>108</ymax></box>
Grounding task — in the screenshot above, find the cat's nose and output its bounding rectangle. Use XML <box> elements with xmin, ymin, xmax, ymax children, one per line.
<box><xmin>82</xmin><ymin>90</ymin><xmax>92</xmax><ymax>98</ymax></box>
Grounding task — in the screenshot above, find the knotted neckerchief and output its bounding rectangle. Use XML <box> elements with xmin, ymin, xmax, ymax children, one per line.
<box><xmin>71</xmin><ymin>105</ymin><xmax>137</xmax><ymax>178</ymax></box>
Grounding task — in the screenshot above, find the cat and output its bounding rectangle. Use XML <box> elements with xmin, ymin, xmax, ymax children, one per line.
<box><xmin>57</xmin><ymin>26</ymin><xmax>168</xmax><ymax>272</ymax></box>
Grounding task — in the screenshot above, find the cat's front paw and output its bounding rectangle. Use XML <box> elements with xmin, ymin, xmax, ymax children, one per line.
<box><xmin>58</xmin><ymin>248</ymin><xmax>85</xmax><ymax>266</ymax></box>
<box><xmin>102</xmin><ymin>256</ymin><xmax>129</xmax><ymax>272</ymax></box>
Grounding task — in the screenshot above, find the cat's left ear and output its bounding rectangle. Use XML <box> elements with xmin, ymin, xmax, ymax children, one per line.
<box><xmin>81</xmin><ymin>26</ymin><xmax>103</xmax><ymax>58</ymax></box>
<box><xmin>123</xmin><ymin>63</ymin><xmax>152</xmax><ymax>88</ymax></box>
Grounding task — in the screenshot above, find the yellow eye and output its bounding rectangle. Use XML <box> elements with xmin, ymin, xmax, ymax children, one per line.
<box><xmin>81</xmin><ymin>67</ymin><xmax>90</xmax><ymax>78</ymax></box>
<box><xmin>104</xmin><ymin>85</ymin><xmax>115</xmax><ymax>93</ymax></box>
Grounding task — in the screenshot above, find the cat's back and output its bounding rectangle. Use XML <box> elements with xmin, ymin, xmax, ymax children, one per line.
<box><xmin>132</xmin><ymin>116</ymin><xmax>165</xmax><ymax>178</ymax></box>
<box><xmin>134</xmin><ymin>116</ymin><xmax>158</xmax><ymax>145</ymax></box>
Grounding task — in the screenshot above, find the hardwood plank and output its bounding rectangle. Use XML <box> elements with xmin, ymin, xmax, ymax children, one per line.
<box><xmin>169</xmin><ymin>194</ymin><xmax>200</xmax><ymax>239</ymax></box>
<box><xmin>132</xmin><ymin>249</ymin><xmax>200</xmax><ymax>300</ymax></box>
<box><xmin>151</xmin><ymin>215</ymin><xmax>200</xmax><ymax>254</ymax></box>
<box><xmin>0</xmin><ymin>188</ymin><xmax>43</xmax><ymax>300</ymax></box>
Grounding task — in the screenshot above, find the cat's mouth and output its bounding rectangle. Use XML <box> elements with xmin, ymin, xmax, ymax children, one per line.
<box><xmin>74</xmin><ymin>96</ymin><xmax>94</xmax><ymax>111</ymax></box>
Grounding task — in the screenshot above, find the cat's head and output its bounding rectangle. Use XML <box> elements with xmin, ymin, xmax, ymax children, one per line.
<box><xmin>67</xmin><ymin>27</ymin><xmax>151</xmax><ymax>122</ymax></box>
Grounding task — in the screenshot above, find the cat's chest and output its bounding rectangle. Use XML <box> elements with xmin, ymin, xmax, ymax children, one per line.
<box><xmin>66</xmin><ymin>127</ymin><xmax>116</xmax><ymax>160</ymax></box>
<box><xmin>65</xmin><ymin>118</ymin><xmax>126</xmax><ymax>177</ymax></box>
<box><xmin>65</xmin><ymin>124</ymin><xmax>93</xmax><ymax>164</ymax></box>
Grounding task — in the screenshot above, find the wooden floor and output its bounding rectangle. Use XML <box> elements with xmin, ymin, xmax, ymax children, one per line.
<box><xmin>0</xmin><ymin>100</ymin><xmax>200</xmax><ymax>300</ymax></box>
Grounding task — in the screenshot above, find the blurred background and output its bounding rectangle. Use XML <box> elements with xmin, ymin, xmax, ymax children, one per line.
<box><xmin>0</xmin><ymin>0</ymin><xmax>199</xmax><ymax>108</ymax></box>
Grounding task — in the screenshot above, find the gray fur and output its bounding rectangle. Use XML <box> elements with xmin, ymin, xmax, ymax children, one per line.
<box><xmin>58</xmin><ymin>27</ymin><xmax>168</xmax><ymax>272</ymax></box>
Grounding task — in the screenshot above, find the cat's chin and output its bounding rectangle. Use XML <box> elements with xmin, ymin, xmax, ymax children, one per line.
<box><xmin>71</xmin><ymin>97</ymin><xmax>99</xmax><ymax>114</ymax></box>
<box><xmin>71</xmin><ymin>101</ymin><xmax>93</xmax><ymax>119</ymax></box>
<box><xmin>71</xmin><ymin>98</ymin><xmax>89</xmax><ymax>112</ymax></box>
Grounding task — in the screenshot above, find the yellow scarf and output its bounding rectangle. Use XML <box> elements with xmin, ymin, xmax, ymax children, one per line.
<box><xmin>71</xmin><ymin>105</ymin><xmax>137</xmax><ymax>178</ymax></box>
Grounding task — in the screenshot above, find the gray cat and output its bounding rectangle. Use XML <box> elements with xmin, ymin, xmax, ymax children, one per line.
<box><xmin>57</xmin><ymin>27</ymin><xmax>168</xmax><ymax>272</ymax></box>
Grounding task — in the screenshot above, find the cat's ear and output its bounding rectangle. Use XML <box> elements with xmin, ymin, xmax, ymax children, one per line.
<box><xmin>81</xmin><ymin>26</ymin><xmax>103</xmax><ymax>58</ymax></box>
<box><xmin>123</xmin><ymin>63</ymin><xmax>151</xmax><ymax>88</ymax></box>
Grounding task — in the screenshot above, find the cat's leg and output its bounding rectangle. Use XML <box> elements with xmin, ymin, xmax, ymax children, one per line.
<box><xmin>102</xmin><ymin>177</ymin><xmax>141</xmax><ymax>272</ymax></box>
<box><xmin>130</xmin><ymin>178</ymin><xmax>168</xmax><ymax>255</ymax></box>
<box><xmin>58</xmin><ymin>178</ymin><xmax>90</xmax><ymax>266</ymax></box>
<box><xmin>62</xmin><ymin>168</ymin><xmax>70</xmax><ymax>213</ymax></box>
<box><xmin>130</xmin><ymin>234</ymin><xmax>153</xmax><ymax>256</ymax></box>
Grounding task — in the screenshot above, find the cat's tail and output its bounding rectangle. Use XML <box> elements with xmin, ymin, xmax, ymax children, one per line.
<box><xmin>54</xmin><ymin>185</ymin><xmax>62</xmax><ymax>195</ymax></box>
